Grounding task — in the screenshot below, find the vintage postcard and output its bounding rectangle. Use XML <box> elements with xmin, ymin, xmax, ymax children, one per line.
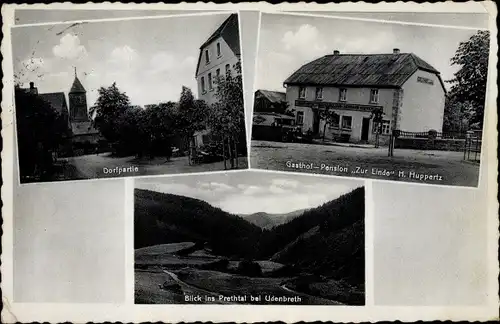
<box><xmin>1</xmin><ymin>3</ymin><xmax>498</xmax><ymax>324</ymax></box>
<box><xmin>10</xmin><ymin>11</ymin><xmax>248</xmax><ymax>184</ymax></box>
<box><xmin>250</xmin><ymin>12</ymin><xmax>490</xmax><ymax>188</ymax></box>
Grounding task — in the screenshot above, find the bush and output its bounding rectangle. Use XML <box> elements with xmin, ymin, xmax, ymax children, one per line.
<box><xmin>428</xmin><ymin>129</ymin><xmax>438</xmax><ymax>139</ymax></box>
<box><xmin>237</xmin><ymin>260</ymin><xmax>262</xmax><ymax>277</ymax></box>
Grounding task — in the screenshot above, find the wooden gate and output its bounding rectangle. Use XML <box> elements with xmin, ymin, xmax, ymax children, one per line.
<box><xmin>463</xmin><ymin>131</ymin><xmax>482</xmax><ymax>162</ymax></box>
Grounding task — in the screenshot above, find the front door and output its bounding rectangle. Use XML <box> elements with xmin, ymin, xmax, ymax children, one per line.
<box><xmin>361</xmin><ymin>117</ymin><xmax>370</xmax><ymax>141</ymax></box>
<box><xmin>312</xmin><ymin>110</ymin><xmax>320</xmax><ymax>134</ymax></box>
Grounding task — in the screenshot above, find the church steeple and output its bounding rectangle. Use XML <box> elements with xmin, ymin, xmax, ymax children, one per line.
<box><xmin>70</xmin><ymin>68</ymin><xmax>86</xmax><ymax>93</ymax></box>
<box><xmin>68</xmin><ymin>68</ymin><xmax>89</xmax><ymax>121</ymax></box>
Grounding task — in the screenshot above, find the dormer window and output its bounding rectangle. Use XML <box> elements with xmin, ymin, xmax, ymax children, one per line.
<box><xmin>315</xmin><ymin>87</ymin><xmax>323</xmax><ymax>100</ymax></box>
<box><xmin>205</xmin><ymin>49</ymin><xmax>210</xmax><ymax>64</ymax></box>
<box><xmin>299</xmin><ymin>86</ymin><xmax>306</xmax><ymax>99</ymax></box>
<box><xmin>339</xmin><ymin>88</ymin><xmax>347</xmax><ymax>102</ymax></box>
<box><xmin>216</xmin><ymin>42</ymin><xmax>221</xmax><ymax>57</ymax></box>
<box><xmin>370</xmin><ymin>89</ymin><xmax>379</xmax><ymax>104</ymax></box>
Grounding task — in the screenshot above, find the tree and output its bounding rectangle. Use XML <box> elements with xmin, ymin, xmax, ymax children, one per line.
<box><xmin>208</xmin><ymin>62</ymin><xmax>245</xmax><ymax>169</ymax></box>
<box><xmin>446</xmin><ymin>30</ymin><xmax>490</xmax><ymax>129</ymax></box>
<box><xmin>174</xmin><ymin>86</ymin><xmax>209</xmax><ymax>164</ymax></box>
<box><xmin>90</xmin><ymin>82</ymin><xmax>132</xmax><ymax>145</ymax></box>
<box><xmin>15</xmin><ymin>87</ymin><xmax>69</xmax><ymax>181</ymax></box>
<box><xmin>370</xmin><ymin>107</ymin><xmax>384</xmax><ymax>148</ymax></box>
<box><xmin>443</xmin><ymin>95</ymin><xmax>474</xmax><ymax>133</ymax></box>
<box><xmin>318</xmin><ymin>108</ymin><xmax>340</xmax><ymax>142</ymax></box>
<box><xmin>144</xmin><ymin>102</ymin><xmax>177</xmax><ymax>159</ymax></box>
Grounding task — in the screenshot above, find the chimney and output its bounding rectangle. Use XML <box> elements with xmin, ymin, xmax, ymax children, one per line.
<box><xmin>333</xmin><ymin>50</ymin><xmax>340</xmax><ymax>55</ymax></box>
<box><xmin>29</xmin><ymin>81</ymin><xmax>38</xmax><ymax>95</ymax></box>
<box><xmin>393</xmin><ymin>48</ymin><xmax>400</xmax><ymax>54</ymax></box>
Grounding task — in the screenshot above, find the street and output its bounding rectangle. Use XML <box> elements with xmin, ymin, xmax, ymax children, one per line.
<box><xmin>52</xmin><ymin>152</ymin><xmax>248</xmax><ymax>181</ymax></box>
<box><xmin>250</xmin><ymin>140</ymin><xmax>480</xmax><ymax>187</ymax></box>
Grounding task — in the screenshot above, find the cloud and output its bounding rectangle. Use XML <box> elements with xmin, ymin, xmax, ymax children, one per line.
<box><xmin>199</xmin><ymin>182</ymin><xmax>234</xmax><ymax>192</ymax></box>
<box><xmin>281</xmin><ymin>24</ymin><xmax>327</xmax><ymax>58</ymax></box>
<box><xmin>53</xmin><ymin>33</ymin><xmax>87</xmax><ymax>60</ymax></box>
<box><xmin>242</xmin><ymin>185</ymin><xmax>262</xmax><ymax>195</ymax></box>
<box><xmin>109</xmin><ymin>45</ymin><xmax>138</xmax><ymax>67</ymax></box>
<box><xmin>271</xmin><ymin>178</ymin><xmax>299</xmax><ymax>189</ymax></box>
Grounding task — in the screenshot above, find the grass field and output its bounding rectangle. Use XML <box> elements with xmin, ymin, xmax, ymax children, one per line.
<box><xmin>135</xmin><ymin>270</ymin><xmax>185</xmax><ymax>304</ymax></box>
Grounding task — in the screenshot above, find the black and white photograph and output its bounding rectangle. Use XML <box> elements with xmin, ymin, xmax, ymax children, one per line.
<box><xmin>12</xmin><ymin>12</ymin><xmax>247</xmax><ymax>184</ymax></box>
<box><xmin>250</xmin><ymin>13</ymin><xmax>490</xmax><ymax>187</ymax></box>
<box><xmin>134</xmin><ymin>172</ymin><xmax>365</xmax><ymax>305</ymax></box>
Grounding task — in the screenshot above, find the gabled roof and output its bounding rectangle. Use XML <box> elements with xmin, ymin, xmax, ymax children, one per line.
<box><xmin>39</xmin><ymin>92</ymin><xmax>68</xmax><ymax>115</ymax></box>
<box><xmin>70</xmin><ymin>76</ymin><xmax>86</xmax><ymax>93</ymax></box>
<box><xmin>256</xmin><ymin>89</ymin><xmax>286</xmax><ymax>103</ymax></box>
<box><xmin>284</xmin><ymin>53</ymin><xmax>446</xmax><ymax>91</ymax></box>
<box><xmin>195</xmin><ymin>14</ymin><xmax>240</xmax><ymax>76</ymax></box>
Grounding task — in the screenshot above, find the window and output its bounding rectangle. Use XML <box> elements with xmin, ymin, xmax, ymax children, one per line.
<box><xmin>201</xmin><ymin>76</ymin><xmax>206</xmax><ymax>93</ymax></box>
<box><xmin>208</xmin><ymin>73</ymin><xmax>213</xmax><ymax>90</ymax></box>
<box><xmin>370</xmin><ymin>89</ymin><xmax>379</xmax><ymax>103</ymax></box>
<box><xmin>216</xmin><ymin>42</ymin><xmax>221</xmax><ymax>57</ymax></box>
<box><xmin>329</xmin><ymin>113</ymin><xmax>340</xmax><ymax>128</ymax></box>
<box><xmin>315</xmin><ymin>87</ymin><xmax>323</xmax><ymax>100</ymax></box>
<box><xmin>298</xmin><ymin>86</ymin><xmax>306</xmax><ymax>99</ymax></box>
<box><xmin>296</xmin><ymin>111</ymin><xmax>304</xmax><ymax>125</ymax></box>
<box><xmin>205</xmin><ymin>49</ymin><xmax>210</xmax><ymax>64</ymax></box>
<box><xmin>341</xmin><ymin>116</ymin><xmax>352</xmax><ymax>129</ymax></box>
<box><xmin>225</xmin><ymin>64</ymin><xmax>231</xmax><ymax>75</ymax></box>
<box><xmin>339</xmin><ymin>88</ymin><xmax>347</xmax><ymax>102</ymax></box>
<box><xmin>373</xmin><ymin>120</ymin><xmax>391</xmax><ymax>135</ymax></box>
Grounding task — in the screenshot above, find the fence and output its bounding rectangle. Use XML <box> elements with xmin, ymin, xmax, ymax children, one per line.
<box><xmin>388</xmin><ymin>129</ymin><xmax>481</xmax><ymax>157</ymax></box>
<box><xmin>395</xmin><ymin>130</ymin><xmax>468</xmax><ymax>139</ymax></box>
<box><xmin>463</xmin><ymin>131</ymin><xmax>482</xmax><ymax>162</ymax></box>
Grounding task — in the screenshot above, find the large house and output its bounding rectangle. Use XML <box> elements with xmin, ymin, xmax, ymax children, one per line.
<box><xmin>193</xmin><ymin>13</ymin><xmax>241</xmax><ymax>147</ymax></box>
<box><xmin>27</xmin><ymin>71</ymin><xmax>101</xmax><ymax>154</ymax></box>
<box><xmin>283</xmin><ymin>49</ymin><xmax>446</xmax><ymax>144</ymax></box>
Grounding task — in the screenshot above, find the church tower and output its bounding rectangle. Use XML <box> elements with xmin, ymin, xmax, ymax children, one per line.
<box><xmin>68</xmin><ymin>68</ymin><xmax>89</xmax><ymax>122</ymax></box>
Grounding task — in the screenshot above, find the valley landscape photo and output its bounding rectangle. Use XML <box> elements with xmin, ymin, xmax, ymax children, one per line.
<box><xmin>134</xmin><ymin>172</ymin><xmax>365</xmax><ymax>305</ymax></box>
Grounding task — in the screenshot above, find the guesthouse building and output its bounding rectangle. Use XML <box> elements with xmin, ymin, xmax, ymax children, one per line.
<box><xmin>283</xmin><ymin>49</ymin><xmax>446</xmax><ymax>144</ymax></box>
<box><xmin>194</xmin><ymin>13</ymin><xmax>242</xmax><ymax>147</ymax></box>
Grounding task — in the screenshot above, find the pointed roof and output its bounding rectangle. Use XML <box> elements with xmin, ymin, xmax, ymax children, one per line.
<box><xmin>70</xmin><ymin>75</ymin><xmax>86</xmax><ymax>93</ymax></box>
<box><xmin>195</xmin><ymin>13</ymin><xmax>240</xmax><ymax>76</ymax></box>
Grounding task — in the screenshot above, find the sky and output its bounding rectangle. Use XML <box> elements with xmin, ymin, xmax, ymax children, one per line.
<box><xmin>135</xmin><ymin>171</ymin><xmax>363</xmax><ymax>215</ymax></box>
<box><xmin>255</xmin><ymin>13</ymin><xmax>488</xmax><ymax>92</ymax></box>
<box><xmin>11</xmin><ymin>13</ymin><xmax>233</xmax><ymax>107</ymax></box>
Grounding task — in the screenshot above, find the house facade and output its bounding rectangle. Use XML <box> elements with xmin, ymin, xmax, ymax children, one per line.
<box><xmin>284</xmin><ymin>49</ymin><xmax>446</xmax><ymax>144</ymax></box>
<box><xmin>195</xmin><ymin>13</ymin><xmax>241</xmax><ymax>107</ymax></box>
<box><xmin>193</xmin><ymin>13</ymin><xmax>241</xmax><ymax>147</ymax></box>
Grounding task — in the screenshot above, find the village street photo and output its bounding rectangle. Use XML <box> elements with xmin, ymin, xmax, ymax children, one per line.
<box><xmin>250</xmin><ymin>13</ymin><xmax>490</xmax><ymax>187</ymax></box>
<box><xmin>134</xmin><ymin>172</ymin><xmax>365</xmax><ymax>305</ymax></box>
<box><xmin>12</xmin><ymin>12</ymin><xmax>247</xmax><ymax>184</ymax></box>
